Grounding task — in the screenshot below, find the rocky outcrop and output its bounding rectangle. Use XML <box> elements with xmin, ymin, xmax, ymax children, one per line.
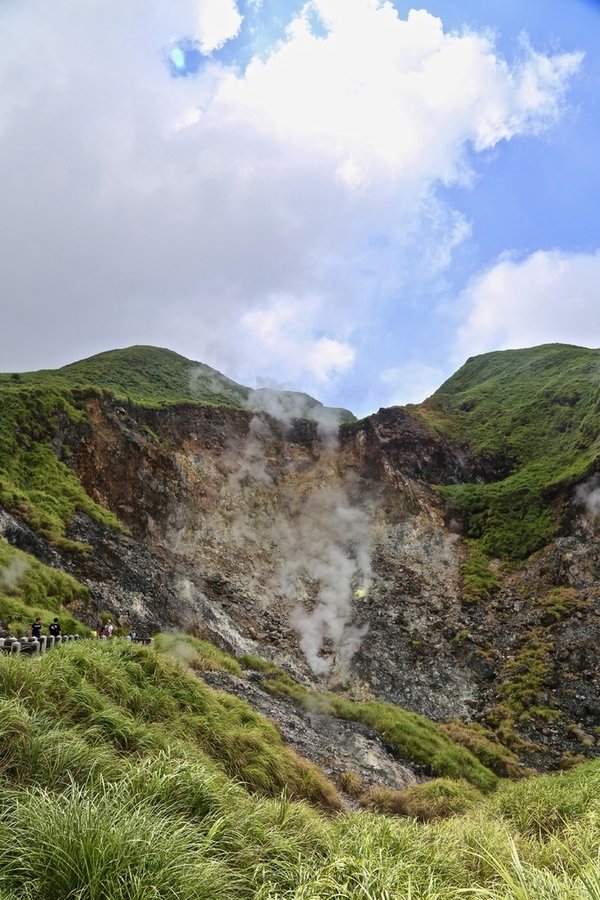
<box><xmin>201</xmin><ymin>669</ymin><xmax>420</xmax><ymax>801</ymax></box>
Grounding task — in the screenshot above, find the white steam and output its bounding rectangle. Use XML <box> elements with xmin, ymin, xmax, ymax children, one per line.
<box><xmin>188</xmin><ymin>364</ymin><xmax>245</xmax><ymax>404</ymax></box>
<box><xmin>214</xmin><ymin>391</ymin><xmax>374</xmax><ymax>676</ymax></box>
<box><xmin>276</xmin><ymin>477</ymin><xmax>373</xmax><ymax>675</ymax></box>
<box><xmin>0</xmin><ymin>556</ymin><xmax>28</xmax><ymax>592</ymax></box>
<box><xmin>223</xmin><ymin>414</ymin><xmax>275</xmax><ymax>549</ymax></box>
<box><xmin>246</xmin><ymin>388</ymin><xmax>347</xmax><ymax>458</ymax></box>
<box><xmin>575</xmin><ymin>477</ymin><xmax>600</xmax><ymax>519</ymax></box>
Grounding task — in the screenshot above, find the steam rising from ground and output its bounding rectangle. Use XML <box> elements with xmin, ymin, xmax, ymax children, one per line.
<box><xmin>246</xmin><ymin>388</ymin><xmax>344</xmax><ymax>446</ymax></box>
<box><xmin>276</xmin><ymin>478</ymin><xmax>373</xmax><ymax>675</ymax></box>
<box><xmin>0</xmin><ymin>557</ymin><xmax>28</xmax><ymax>592</ymax></box>
<box><xmin>575</xmin><ymin>477</ymin><xmax>600</xmax><ymax>519</ymax></box>
<box><xmin>219</xmin><ymin>394</ymin><xmax>375</xmax><ymax>676</ymax></box>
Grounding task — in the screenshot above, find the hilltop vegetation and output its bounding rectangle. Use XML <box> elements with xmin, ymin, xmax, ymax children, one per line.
<box><xmin>0</xmin><ymin>381</ymin><xmax>121</xmax><ymax>546</ymax></box>
<box><xmin>416</xmin><ymin>344</ymin><xmax>600</xmax><ymax>558</ymax></box>
<box><xmin>1</xmin><ymin>345</ymin><xmax>249</xmax><ymax>409</ymax></box>
<box><xmin>2</xmin><ymin>344</ymin><xmax>355</xmax><ymax>417</ymax></box>
<box><xmin>0</xmin><ymin>640</ymin><xmax>599</xmax><ymax>899</ymax></box>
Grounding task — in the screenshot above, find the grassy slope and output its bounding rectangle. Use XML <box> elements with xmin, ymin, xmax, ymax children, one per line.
<box><xmin>166</xmin><ymin>638</ymin><xmax>511</xmax><ymax>789</ymax></box>
<box><xmin>0</xmin><ymin>640</ymin><xmax>599</xmax><ymax>899</ymax></box>
<box><xmin>0</xmin><ymin>537</ymin><xmax>93</xmax><ymax>636</ymax></box>
<box><xmin>0</xmin><ymin>381</ymin><xmax>121</xmax><ymax>547</ymax></box>
<box><xmin>3</xmin><ymin>344</ymin><xmax>355</xmax><ymax>416</ymax></box>
<box><xmin>51</xmin><ymin>345</ymin><xmax>250</xmax><ymax>408</ymax></box>
<box><xmin>414</xmin><ymin>344</ymin><xmax>600</xmax><ymax>559</ymax></box>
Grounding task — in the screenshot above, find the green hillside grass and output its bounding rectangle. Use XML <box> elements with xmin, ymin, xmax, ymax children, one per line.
<box><xmin>1</xmin><ymin>345</ymin><xmax>249</xmax><ymax>409</ymax></box>
<box><xmin>0</xmin><ymin>640</ymin><xmax>599</xmax><ymax>899</ymax></box>
<box><xmin>0</xmin><ymin>538</ymin><xmax>93</xmax><ymax>636</ymax></box>
<box><xmin>416</xmin><ymin>344</ymin><xmax>600</xmax><ymax>559</ymax></box>
<box><xmin>0</xmin><ymin>347</ymin><xmax>245</xmax><ymax>544</ymax></box>
<box><xmin>0</xmin><ymin>383</ymin><xmax>120</xmax><ymax>546</ymax></box>
<box><xmin>3</xmin><ymin>345</ymin><xmax>355</xmax><ymax>418</ymax></box>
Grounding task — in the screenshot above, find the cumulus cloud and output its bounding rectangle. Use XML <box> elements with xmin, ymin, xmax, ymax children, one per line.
<box><xmin>456</xmin><ymin>249</ymin><xmax>600</xmax><ymax>358</ymax></box>
<box><xmin>0</xmin><ymin>0</ymin><xmax>581</xmax><ymax>395</ymax></box>
<box><xmin>218</xmin><ymin>3</ymin><xmax>581</xmax><ymax>184</ymax></box>
<box><xmin>196</xmin><ymin>0</ymin><xmax>243</xmax><ymax>53</ymax></box>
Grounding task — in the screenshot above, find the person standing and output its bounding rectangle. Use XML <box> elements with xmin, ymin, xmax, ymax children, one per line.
<box><xmin>49</xmin><ymin>617</ymin><xmax>61</xmax><ymax>637</ymax></box>
<box><xmin>31</xmin><ymin>617</ymin><xmax>42</xmax><ymax>639</ymax></box>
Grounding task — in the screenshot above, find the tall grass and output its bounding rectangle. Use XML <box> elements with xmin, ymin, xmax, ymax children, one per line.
<box><xmin>0</xmin><ymin>641</ymin><xmax>599</xmax><ymax>898</ymax></box>
<box><xmin>0</xmin><ymin>640</ymin><xmax>340</xmax><ymax>808</ymax></box>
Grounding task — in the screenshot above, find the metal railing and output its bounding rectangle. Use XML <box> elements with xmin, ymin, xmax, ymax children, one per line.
<box><xmin>0</xmin><ymin>634</ymin><xmax>153</xmax><ymax>655</ymax></box>
<box><xmin>0</xmin><ymin>634</ymin><xmax>81</xmax><ymax>655</ymax></box>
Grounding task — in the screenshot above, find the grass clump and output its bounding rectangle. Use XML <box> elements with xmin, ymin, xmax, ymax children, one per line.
<box><xmin>360</xmin><ymin>778</ymin><xmax>483</xmax><ymax>821</ymax></box>
<box><xmin>438</xmin><ymin>720</ymin><xmax>528</xmax><ymax>779</ymax></box>
<box><xmin>538</xmin><ymin>586</ymin><xmax>587</xmax><ymax>623</ymax></box>
<box><xmin>336</xmin><ymin>770</ymin><xmax>365</xmax><ymax>798</ymax></box>
<box><xmin>460</xmin><ymin>541</ymin><xmax>500</xmax><ymax>604</ymax></box>
<box><xmin>155</xmin><ymin>631</ymin><xmax>243</xmax><ymax>675</ymax></box>
<box><xmin>0</xmin><ymin>538</ymin><xmax>92</xmax><ymax>635</ymax></box>
<box><xmin>499</xmin><ymin>629</ymin><xmax>558</xmax><ymax>722</ymax></box>
<box><xmin>0</xmin><ymin>780</ymin><xmax>241</xmax><ymax>900</ymax></box>
<box><xmin>239</xmin><ymin>653</ymin><xmax>283</xmax><ymax>675</ymax></box>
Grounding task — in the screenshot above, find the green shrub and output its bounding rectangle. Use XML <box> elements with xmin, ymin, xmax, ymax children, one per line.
<box><xmin>439</xmin><ymin>721</ymin><xmax>528</xmax><ymax>779</ymax></box>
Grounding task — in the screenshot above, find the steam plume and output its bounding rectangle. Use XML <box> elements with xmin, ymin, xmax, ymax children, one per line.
<box><xmin>575</xmin><ymin>476</ymin><xmax>600</xmax><ymax>519</ymax></box>
<box><xmin>0</xmin><ymin>557</ymin><xmax>28</xmax><ymax>592</ymax></box>
<box><xmin>275</xmin><ymin>476</ymin><xmax>373</xmax><ymax>675</ymax></box>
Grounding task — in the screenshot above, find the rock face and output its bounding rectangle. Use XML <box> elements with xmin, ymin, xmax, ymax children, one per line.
<box><xmin>2</xmin><ymin>395</ymin><xmax>599</xmax><ymax>769</ymax></box>
<box><xmin>201</xmin><ymin>670</ymin><xmax>420</xmax><ymax>801</ymax></box>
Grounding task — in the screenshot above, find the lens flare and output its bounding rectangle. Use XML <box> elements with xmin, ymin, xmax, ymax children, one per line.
<box><xmin>170</xmin><ymin>46</ymin><xmax>186</xmax><ymax>73</ymax></box>
<box><xmin>166</xmin><ymin>39</ymin><xmax>202</xmax><ymax>78</ymax></box>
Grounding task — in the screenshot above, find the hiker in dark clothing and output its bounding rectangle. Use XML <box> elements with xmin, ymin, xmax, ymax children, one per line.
<box><xmin>31</xmin><ymin>617</ymin><xmax>42</xmax><ymax>639</ymax></box>
<box><xmin>48</xmin><ymin>618</ymin><xmax>61</xmax><ymax>637</ymax></box>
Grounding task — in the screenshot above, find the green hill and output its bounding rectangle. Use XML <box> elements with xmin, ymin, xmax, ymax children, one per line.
<box><xmin>2</xmin><ymin>345</ymin><xmax>255</xmax><ymax>409</ymax></box>
<box><xmin>2</xmin><ymin>345</ymin><xmax>355</xmax><ymax>419</ymax></box>
<box><xmin>415</xmin><ymin>344</ymin><xmax>600</xmax><ymax>558</ymax></box>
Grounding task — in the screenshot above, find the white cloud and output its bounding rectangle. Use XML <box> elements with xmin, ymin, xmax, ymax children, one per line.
<box><xmin>380</xmin><ymin>361</ymin><xmax>446</xmax><ymax>406</ymax></box>
<box><xmin>216</xmin><ymin>2</ymin><xmax>581</xmax><ymax>185</ymax></box>
<box><xmin>456</xmin><ymin>249</ymin><xmax>600</xmax><ymax>358</ymax></box>
<box><xmin>243</xmin><ymin>298</ymin><xmax>355</xmax><ymax>383</ymax></box>
<box><xmin>196</xmin><ymin>0</ymin><xmax>243</xmax><ymax>53</ymax></box>
<box><xmin>0</xmin><ymin>0</ymin><xmax>582</xmax><ymax>394</ymax></box>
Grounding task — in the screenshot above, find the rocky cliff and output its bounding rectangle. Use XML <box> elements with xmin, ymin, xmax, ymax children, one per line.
<box><xmin>1</xmin><ymin>344</ymin><xmax>599</xmax><ymax>772</ymax></box>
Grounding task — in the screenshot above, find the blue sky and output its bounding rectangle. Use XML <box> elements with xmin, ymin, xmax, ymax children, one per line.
<box><xmin>0</xmin><ymin>0</ymin><xmax>599</xmax><ymax>416</ymax></box>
